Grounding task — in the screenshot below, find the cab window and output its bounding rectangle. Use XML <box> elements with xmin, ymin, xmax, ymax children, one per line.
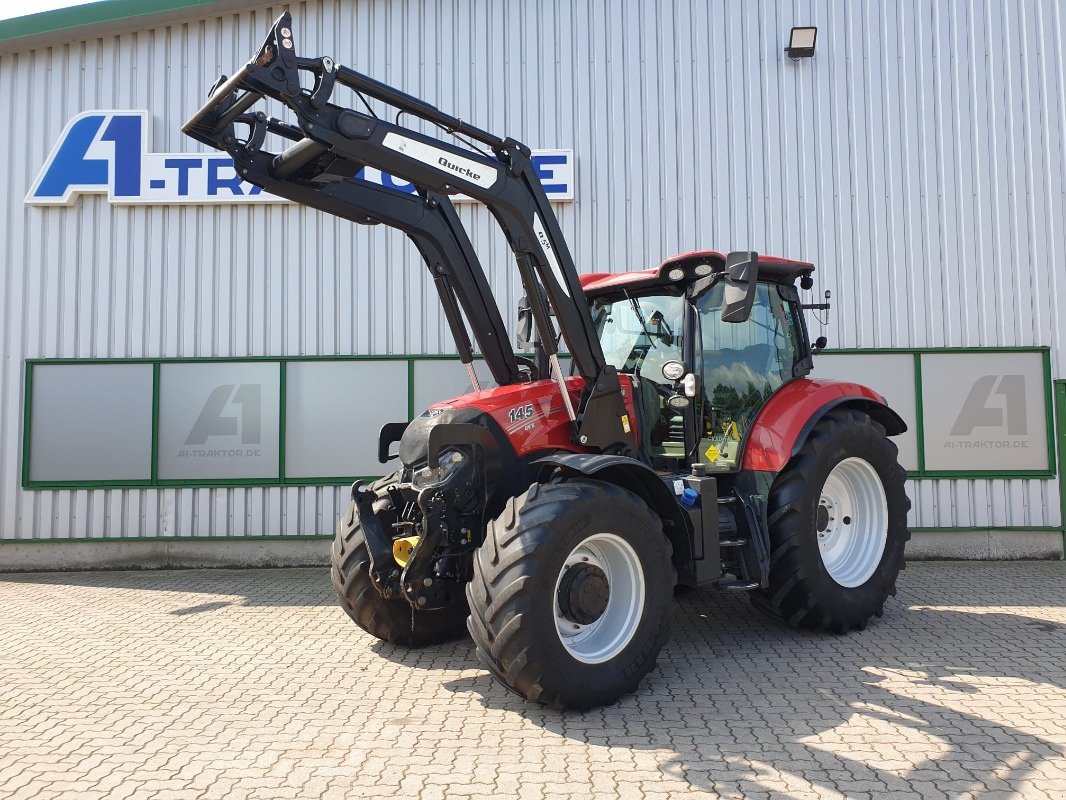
<box><xmin>696</xmin><ymin>283</ymin><xmax>799</xmax><ymax>470</ymax></box>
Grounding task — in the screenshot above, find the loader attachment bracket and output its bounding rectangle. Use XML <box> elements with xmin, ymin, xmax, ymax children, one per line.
<box><xmin>378</xmin><ymin>421</ymin><xmax>409</xmax><ymax>464</ymax></box>
<box><xmin>350</xmin><ymin>481</ymin><xmax>404</xmax><ymax>598</ymax></box>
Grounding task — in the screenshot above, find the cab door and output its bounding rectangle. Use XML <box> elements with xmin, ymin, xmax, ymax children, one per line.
<box><xmin>694</xmin><ymin>282</ymin><xmax>801</xmax><ymax>471</ymax></box>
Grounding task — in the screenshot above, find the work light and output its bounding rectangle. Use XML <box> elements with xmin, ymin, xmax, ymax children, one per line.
<box><xmin>785</xmin><ymin>27</ymin><xmax>817</xmax><ymax>59</ymax></box>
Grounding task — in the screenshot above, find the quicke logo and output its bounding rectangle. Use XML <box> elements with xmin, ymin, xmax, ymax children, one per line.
<box><xmin>437</xmin><ymin>156</ymin><xmax>481</xmax><ymax>182</ymax></box>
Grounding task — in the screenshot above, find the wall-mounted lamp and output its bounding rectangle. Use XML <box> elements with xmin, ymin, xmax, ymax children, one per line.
<box><xmin>785</xmin><ymin>26</ymin><xmax>817</xmax><ymax>59</ymax></box>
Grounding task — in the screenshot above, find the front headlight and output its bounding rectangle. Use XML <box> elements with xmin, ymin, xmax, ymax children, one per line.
<box><xmin>411</xmin><ymin>449</ymin><xmax>467</xmax><ymax>489</ymax></box>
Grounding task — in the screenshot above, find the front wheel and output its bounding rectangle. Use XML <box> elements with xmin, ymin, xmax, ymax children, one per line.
<box><xmin>756</xmin><ymin>408</ymin><xmax>911</xmax><ymax>632</ymax></box>
<box><xmin>467</xmin><ymin>480</ymin><xmax>675</xmax><ymax>710</ymax></box>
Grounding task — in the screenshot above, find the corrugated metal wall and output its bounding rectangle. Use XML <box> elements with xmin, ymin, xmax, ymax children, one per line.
<box><xmin>1</xmin><ymin>0</ymin><xmax>1063</xmax><ymax>540</ymax></box>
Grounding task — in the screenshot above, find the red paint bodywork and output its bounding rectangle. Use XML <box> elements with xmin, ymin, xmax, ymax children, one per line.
<box><xmin>428</xmin><ymin>375</ymin><xmax>640</xmax><ymax>457</ymax></box>
<box><xmin>432</xmin><ymin>374</ymin><xmax>890</xmax><ymax>474</ymax></box>
<box><xmin>741</xmin><ymin>378</ymin><xmax>890</xmax><ymax>472</ymax></box>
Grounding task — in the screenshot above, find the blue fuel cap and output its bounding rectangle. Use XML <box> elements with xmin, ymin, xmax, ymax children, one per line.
<box><xmin>679</xmin><ymin>487</ymin><xmax>699</xmax><ymax>508</ymax></box>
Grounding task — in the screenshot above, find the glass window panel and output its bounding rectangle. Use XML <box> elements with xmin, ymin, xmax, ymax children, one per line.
<box><xmin>157</xmin><ymin>362</ymin><xmax>280</xmax><ymax>480</ymax></box>
<box><xmin>29</xmin><ymin>363</ymin><xmax>153</xmax><ymax>482</ymax></box>
<box><xmin>285</xmin><ymin>360</ymin><xmax>409</xmax><ymax>478</ymax></box>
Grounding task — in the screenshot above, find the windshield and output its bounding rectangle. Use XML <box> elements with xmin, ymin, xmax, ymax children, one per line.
<box><xmin>593</xmin><ymin>290</ymin><xmax>685</xmax><ymax>387</ymax></box>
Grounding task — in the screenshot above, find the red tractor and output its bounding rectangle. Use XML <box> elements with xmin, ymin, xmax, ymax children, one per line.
<box><xmin>185</xmin><ymin>13</ymin><xmax>910</xmax><ymax>710</ymax></box>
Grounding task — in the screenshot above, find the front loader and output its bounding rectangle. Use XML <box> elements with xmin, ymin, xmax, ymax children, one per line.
<box><xmin>184</xmin><ymin>13</ymin><xmax>911</xmax><ymax>710</ymax></box>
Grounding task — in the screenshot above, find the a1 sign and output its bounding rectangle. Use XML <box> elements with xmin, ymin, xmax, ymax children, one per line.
<box><xmin>26</xmin><ymin>111</ymin><xmax>574</xmax><ymax>206</ymax></box>
<box><xmin>920</xmin><ymin>351</ymin><xmax>1051</xmax><ymax>472</ymax></box>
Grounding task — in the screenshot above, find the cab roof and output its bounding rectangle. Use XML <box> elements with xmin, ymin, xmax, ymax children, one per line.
<box><xmin>579</xmin><ymin>250</ymin><xmax>814</xmax><ymax>295</ymax></box>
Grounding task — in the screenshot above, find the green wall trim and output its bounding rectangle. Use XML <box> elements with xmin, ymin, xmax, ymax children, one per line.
<box><xmin>909</xmin><ymin>526</ymin><xmax>1062</xmax><ymax>533</ymax></box>
<box><xmin>913</xmin><ymin>352</ymin><xmax>926</xmax><ymax>473</ymax></box>
<box><xmin>0</xmin><ymin>0</ymin><xmax>221</xmax><ymax>44</ymax></box>
<box><xmin>1056</xmin><ymin>381</ymin><xmax>1066</xmax><ymax>558</ymax></box>
<box><xmin>278</xmin><ymin>361</ymin><xmax>288</xmax><ymax>483</ymax></box>
<box><xmin>824</xmin><ymin>346</ymin><xmax>1052</xmax><ymax>355</ymax></box>
<box><xmin>20</xmin><ymin>361</ymin><xmax>32</xmax><ymax>488</ymax></box>
<box><xmin>1</xmin><ymin>527</ymin><xmax>1058</xmax><ymax>546</ymax></box>
<box><xmin>21</xmin><ymin>348</ymin><xmax>1061</xmax><ymax>490</ymax></box>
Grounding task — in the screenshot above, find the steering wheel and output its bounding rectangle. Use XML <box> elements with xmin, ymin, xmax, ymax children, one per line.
<box><xmin>515</xmin><ymin>355</ymin><xmax>540</xmax><ymax>380</ymax></box>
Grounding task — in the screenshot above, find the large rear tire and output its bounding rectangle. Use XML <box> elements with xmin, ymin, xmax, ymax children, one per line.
<box><xmin>330</xmin><ymin>475</ymin><xmax>469</xmax><ymax>647</ymax></box>
<box><xmin>467</xmin><ymin>480</ymin><xmax>674</xmax><ymax>709</ymax></box>
<box><xmin>755</xmin><ymin>409</ymin><xmax>910</xmax><ymax>632</ymax></box>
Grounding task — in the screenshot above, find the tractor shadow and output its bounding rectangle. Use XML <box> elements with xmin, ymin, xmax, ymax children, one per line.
<box><xmin>437</xmin><ymin>561</ymin><xmax>1066</xmax><ymax>797</ymax></box>
<box><xmin>0</xmin><ymin>566</ymin><xmax>337</xmax><ymax>609</ymax></box>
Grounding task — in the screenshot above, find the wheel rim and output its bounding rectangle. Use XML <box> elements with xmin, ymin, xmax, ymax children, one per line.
<box><xmin>816</xmin><ymin>457</ymin><xmax>888</xmax><ymax>588</ymax></box>
<box><xmin>553</xmin><ymin>533</ymin><xmax>646</xmax><ymax>664</ymax></box>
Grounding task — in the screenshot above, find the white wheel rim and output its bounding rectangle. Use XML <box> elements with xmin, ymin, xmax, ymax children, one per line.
<box><xmin>553</xmin><ymin>533</ymin><xmax>646</xmax><ymax>664</ymax></box>
<box><xmin>816</xmin><ymin>457</ymin><xmax>888</xmax><ymax>588</ymax></box>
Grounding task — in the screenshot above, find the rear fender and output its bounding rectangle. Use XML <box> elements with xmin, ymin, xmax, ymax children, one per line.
<box><xmin>533</xmin><ymin>453</ymin><xmax>693</xmax><ymax>573</ymax></box>
<box><xmin>742</xmin><ymin>378</ymin><xmax>908</xmax><ymax>473</ymax></box>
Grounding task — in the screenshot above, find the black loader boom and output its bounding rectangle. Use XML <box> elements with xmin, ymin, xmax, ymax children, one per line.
<box><xmin>183</xmin><ymin>11</ymin><xmax>630</xmax><ymax>452</ymax></box>
<box><xmin>190</xmin><ymin>112</ymin><xmax>521</xmax><ymax>388</ymax></box>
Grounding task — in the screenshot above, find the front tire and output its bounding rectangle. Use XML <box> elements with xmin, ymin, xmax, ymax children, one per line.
<box><xmin>467</xmin><ymin>480</ymin><xmax>674</xmax><ymax>709</ymax></box>
<box><xmin>756</xmin><ymin>409</ymin><xmax>910</xmax><ymax>632</ymax></box>
<box><xmin>330</xmin><ymin>475</ymin><xmax>469</xmax><ymax>647</ymax></box>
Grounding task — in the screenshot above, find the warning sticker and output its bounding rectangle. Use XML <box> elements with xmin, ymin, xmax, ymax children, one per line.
<box><xmin>704</xmin><ymin>444</ymin><xmax>720</xmax><ymax>462</ymax></box>
<box><xmin>621</xmin><ymin>414</ymin><xmax>631</xmax><ymax>434</ymax></box>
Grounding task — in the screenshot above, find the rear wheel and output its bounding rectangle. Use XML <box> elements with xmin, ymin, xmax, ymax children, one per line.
<box><xmin>755</xmin><ymin>409</ymin><xmax>910</xmax><ymax>632</ymax></box>
<box><xmin>330</xmin><ymin>475</ymin><xmax>469</xmax><ymax>647</ymax></box>
<box><xmin>467</xmin><ymin>480</ymin><xmax>674</xmax><ymax>709</ymax></box>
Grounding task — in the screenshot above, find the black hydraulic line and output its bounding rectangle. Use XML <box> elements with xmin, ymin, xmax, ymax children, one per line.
<box><xmin>332</xmin><ymin>66</ymin><xmax>505</xmax><ymax>151</ymax></box>
<box><xmin>272</xmin><ymin>138</ymin><xmax>328</xmax><ymax>178</ymax></box>
<box><xmin>434</xmin><ymin>274</ymin><xmax>476</xmax><ymax>367</ymax></box>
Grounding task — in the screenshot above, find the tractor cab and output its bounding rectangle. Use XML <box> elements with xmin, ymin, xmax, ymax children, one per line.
<box><xmin>584</xmin><ymin>251</ymin><xmax>815</xmax><ymax>474</ymax></box>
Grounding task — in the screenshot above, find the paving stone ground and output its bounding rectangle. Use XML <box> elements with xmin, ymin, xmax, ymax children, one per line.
<box><xmin>0</xmin><ymin>561</ymin><xmax>1064</xmax><ymax>799</ymax></box>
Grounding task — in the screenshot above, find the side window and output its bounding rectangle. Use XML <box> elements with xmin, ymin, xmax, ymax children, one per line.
<box><xmin>770</xmin><ymin>286</ymin><xmax>800</xmax><ymax>379</ymax></box>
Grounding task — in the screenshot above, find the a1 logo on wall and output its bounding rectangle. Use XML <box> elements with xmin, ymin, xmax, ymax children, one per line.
<box><xmin>949</xmin><ymin>375</ymin><xmax>1027</xmax><ymax>438</ymax></box>
<box><xmin>919</xmin><ymin>351</ymin><xmax>1050</xmax><ymax>472</ymax></box>
<box><xmin>26</xmin><ymin>111</ymin><xmax>277</xmax><ymax>206</ymax></box>
<box><xmin>26</xmin><ymin>110</ymin><xmax>575</xmax><ymax>206</ymax></box>
<box><xmin>184</xmin><ymin>384</ymin><xmax>262</xmax><ymax>449</ymax></box>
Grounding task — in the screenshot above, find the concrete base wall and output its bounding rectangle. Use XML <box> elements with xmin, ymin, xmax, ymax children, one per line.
<box><xmin>906</xmin><ymin>530</ymin><xmax>1064</xmax><ymax>561</ymax></box>
<box><xmin>0</xmin><ymin>530</ymin><xmax>1062</xmax><ymax>572</ymax></box>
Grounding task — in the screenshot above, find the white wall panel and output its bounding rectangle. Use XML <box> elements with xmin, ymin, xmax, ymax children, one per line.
<box><xmin>0</xmin><ymin>0</ymin><xmax>1063</xmax><ymax>539</ymax></box>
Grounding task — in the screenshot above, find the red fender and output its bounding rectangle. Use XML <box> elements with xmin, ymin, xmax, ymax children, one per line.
<box><xmin>741</xmin><ymin>379</ymin><xmax>907</xmax><ymax>473</ymax></box>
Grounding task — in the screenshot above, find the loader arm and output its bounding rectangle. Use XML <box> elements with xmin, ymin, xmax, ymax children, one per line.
<box><xmin>198</xmin><ymin>114</ymin><xmax>522</xmax><ymax>387</ymax></box>
<box><xmin>182</xmin><ymin>11</ymin><xmax>632</xmax><ymax>452</ymax></box>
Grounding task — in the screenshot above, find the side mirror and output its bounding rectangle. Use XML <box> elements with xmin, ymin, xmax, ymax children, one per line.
<box><xmin>721</xmin><ymin>251</ymin><xmax>759</xmax><ymax>323</ymax></box>
<box><xmin>516</xmin><ymin>294</ymin><xmax>534</xmax><ymax>351</ymax></box>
